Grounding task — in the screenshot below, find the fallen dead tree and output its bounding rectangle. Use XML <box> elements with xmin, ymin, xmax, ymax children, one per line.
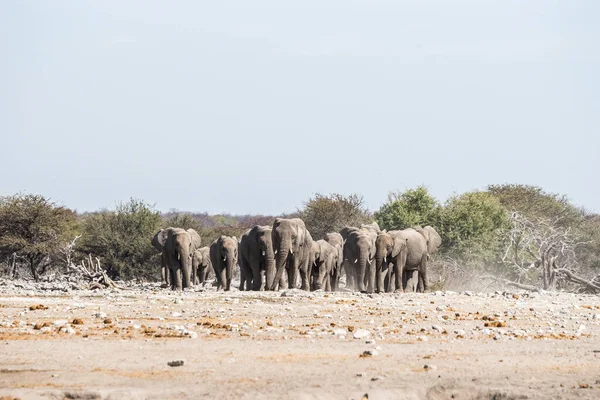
<box><xmin>66</xmin><ymin>254</ymin><xmax>128</xmax><ymax>290</ymax></box>
<box><xmin>486</xmin><ymin>212</ymin><xmax>599</xmax><ymax>294</ymax></box>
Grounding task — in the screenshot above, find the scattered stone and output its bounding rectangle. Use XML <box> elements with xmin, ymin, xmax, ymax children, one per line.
<box><xmin>168</xmin><ymin>360</ymin><xmax>184</xmax><ymax>367</ymax></box>
<box><xmin>103</xmin><ymin>318</ymin><xmax>112</xmax><ymax>324</ymax></box>
<box><xmin>353</xmin><ymin>329</ymin><xmax>371</xmax><ymax>339</ymax></box>
<box><xmin>360</xmin><ymin>349</ymin><xmax>378</xmax><ymax>357</ymax></box>
<box><xmin>371</xmin><ymin>376</ymin><xmax>384</xmax><ymax>381</ymax></box>
<box><xmin>29</xmin><ymin>304</ymin><xmax>48</xmax><ymax>311</ymax></box>
<box><xmin>53</xmin><ymin>320</ymin><xmax>68</xmax><ymax>327</ymax></box>
<box><xmin>356</xmin><ymin>372</ymin><xmax>365</xmax><ymax>377</ymax></box>
<box><xmin>424</xmin><ymin>364</ymin><xmax>438</xmax><ymax>371</ymax></box>
<box><xmin>72</xmin><ymin>318</ymin><xmax>84</xmax><ymax>325</ymax></box>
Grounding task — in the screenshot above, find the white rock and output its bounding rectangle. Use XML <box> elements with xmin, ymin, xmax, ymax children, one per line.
<box><xmin>333</xmin><ymin>328</ymin><xmax>347</xmax><ymax>336</ymax></box>
<box><xmin>52</xmin><ymin>320</ymin><xmax>68</xmax><ymax>327</ymax></box>
<box><xmin>353</xmin><ymin>329</ymin><xmax>371</xmax><ymax>339</ymax></box>
<box><xmin>417</xmin><ymin>335</ymin><xmax>428</xmax><ymax>342</ymax></box>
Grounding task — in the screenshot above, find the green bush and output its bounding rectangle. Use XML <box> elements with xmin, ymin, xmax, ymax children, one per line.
<box><xmin>374</xmin><ymin>186</ymin><xmax>442</xmax><ymax>231</ymax></box>
<box><xmin>0</xmin><ymin>193</ymin><xmax>79</xmax><ymax>280</ymax></box>
<box><xmin>78</xmin><ymin>199</ymin><xmax>162</xmax><ymax>281</ymax></box>
<box><xmin>300</xmin><ymin>193</ymin><xmax>372</xmax><ymax>240</ymax></box>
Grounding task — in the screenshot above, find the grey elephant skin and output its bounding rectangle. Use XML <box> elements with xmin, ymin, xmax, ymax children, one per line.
<box><xmin>210</xmin><ymin>236</ymin><xmax>238</xmax><ymax>291</ymax></box>
<box><xmin>324</xmin><ymin>232</ymin><xmax>343</xmax><ymax>291</ymax></box>
<box><xmin>343</xmin><ymin>227</ymin><xmax>378</xmax><ymax>293</ymax></box>
<box><xmin>271</xmin><ymin>218</ymin><xmax>314</xmax><ymax>291</ymax></box>
<box><xmin>239</xmin><ymin>225</ymin><xmax>275</xmax><ymax>291</ymax></box>
<box><xmin>192</xmin><ymin>246</ymin><xmax>212</xmax><ymax>285</ymax></box>
<box><xmin>152</xmin><ymin>228</ymin><xmax>201</xmax><ymax>291</ymax></box>
<box><xmin>151</xmin><ymin>228</ymin><xmax>172</xmax><ymax>288</ymax></box>
<box><xmin>378</xmin><ymin>226</ymin><xmax>441</xmax><ymax>292</ymax></box>
<box><xmin>374</xmin><ymin>230</ymin><xmax>409</xmax><ymax>293</ymax></box>
<box><xmin>310</xmin><ymin>239</ymin><xmax>337</xmax><ymax>291</ymax></box>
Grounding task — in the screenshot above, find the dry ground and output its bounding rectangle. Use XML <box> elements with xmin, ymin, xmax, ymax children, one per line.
<box><xmin>1</xmin><ymin>282</ymin><xmax>599</xmax><ymax>400</ymax></box>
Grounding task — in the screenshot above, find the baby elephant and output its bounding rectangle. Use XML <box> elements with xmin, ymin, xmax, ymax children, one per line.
<box><xmin>210</xmin><ymin>236</ymin><xmax>238</xmax><ymax>291</ymax></box>
<box><xmin>192</xmin><ymin>247</ymin><xmax>212</xmax><ymax>285</ymax></box>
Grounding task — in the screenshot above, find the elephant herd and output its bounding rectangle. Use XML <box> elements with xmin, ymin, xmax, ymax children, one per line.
<box><xmin>151</xmin><ymin>218</ymin><xmax>441</xmax><ymax>293</ymax></box>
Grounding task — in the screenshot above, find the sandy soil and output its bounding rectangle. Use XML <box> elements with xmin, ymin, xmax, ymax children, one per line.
<box><xmin>1</xmin><ymin>283</ymin><xmax>599</xmax><ymax>400</ymax></box>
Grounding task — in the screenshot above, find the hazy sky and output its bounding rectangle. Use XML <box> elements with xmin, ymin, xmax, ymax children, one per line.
<box><xmin>2</xmin><ymin>1</ymin><xmax>599</xmax><ymax>215</ymax></box>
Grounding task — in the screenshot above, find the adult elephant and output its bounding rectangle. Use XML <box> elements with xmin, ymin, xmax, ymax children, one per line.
<box><xmin>387</xmin><ymin>226</ymin><xmax>441</xmax><ymax>293</ymax></box>
<box><xmin>239</xmin><ymin>225</ymin><xmax>275</xmax><ymax>291</ymax></box>
<box><xmin>210</xmin><ymin>235</ymin><xmax>238</xmax><ymax>291</ymax></box>
<box><xmin>324</xmin><ymin>232</ymin><xmax>343</xmax><ymax>291</ymax></box>
<box><xmin>153</xmin><ymin>228</ymin><xmax>201</xmax><ymax>291</ymax></box>
<box><xmin>270</xmin><ymin>218</ymin><xmax>313</xmax><ymax>291</ymax></box>
<box><xmin>310</xmin><ymin>239</ymin><xmax>337</xmax><ymax>291</ymax></box>
<box><xmin>374</xmin><ymin>230</ymin><xmax>409</xmax><ymax>293</ymax></box>
<box><xmin>192</xmin><ymin>246</ymin><xmax>212</xmax><ymax>285</ymax></box>
<box><xmin>151</xmin><ymin>228</ymin><xmax>173</xmax><ymax>288</ymax></box>
<box><xmin>343</xmin><ymin>228</ymin><xmax>377</xmax><ymax>293</ymax></box>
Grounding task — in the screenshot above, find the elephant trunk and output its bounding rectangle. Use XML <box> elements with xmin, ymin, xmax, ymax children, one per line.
<box><xmin>264</xmin><ymin>244</ymin><xmax>276</xmax><ymax>291</ymax></box>
<box><xmin>356</xmin><ymin>249</ymin><xmax>369</xmax><ymax>292</ymax></box>
<box><xmin>176</xmin><ymin>241</ymin><xmax>192</xmax><ymax>290</ymax></box>
<box><xmin>225</xmin><ymin>257</ymin><xmax>234</xmax><ymax>291</ymax></box>
<box><xmin>271</xmin><ymin>241</ymin><xmax>290</xmax><ymax>291</ymax></box>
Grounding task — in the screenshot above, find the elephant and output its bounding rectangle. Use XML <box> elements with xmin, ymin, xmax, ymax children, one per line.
<box><xmin>192</xmin><ymin>246</ymin><xmax>212</xmax><ymax>285</ymax></box>
<box><xmin>210</xmin><ymin>235</ymin><xmax>238</xmax><ymax>291</ymax></box>
<box><xmin>271</xmin><ymin>218</ymin><xmax>314</xmax><ymax>291</ymax></box>
<box><xmin>324</xmin><ymin>232</ymin><xmax>343</xmax><ymax>291</ymax></box>
<box><xmin>309</xmin><ymin>239</ymin><xmax>337</xmax><ymax>291</ymax></box>
<box><xmin>374</xmin><ymin>230</ymin><xmax>409</xmax><ymax>293</ymax></box>
<box><xmin>343</xmin><ymin>228</ymin><xmax>377</xmax><ymax>292</ymax></box>
<box><xmin>383</xmin><ymin>226</ymin><xmax>441</xmax><ymax>293</ymax></box>
<box><xmin>151</xmin><ymin>228</ymin><xmax>172</xmax><ymax>288</ymax></box>
<box><xmin>238</xmin><ymin>225</ymin><xmax>275</xmax><ymax>291</ymax></box>
<box><xmin>152</xmin><ymin>227</ymin><xmax>201</xmax><ymax>291</ymax></box>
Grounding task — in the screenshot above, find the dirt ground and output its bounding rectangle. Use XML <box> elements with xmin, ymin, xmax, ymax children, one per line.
<box><xmin>1</xmin><ymin>282</ymin><xmax>599</xmax><ymax>400</ymax></box>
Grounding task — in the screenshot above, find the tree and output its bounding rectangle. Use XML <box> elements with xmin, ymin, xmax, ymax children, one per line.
<box><xmin>374</xmin><ymin>186</ymin><xmax>441</xmax><ymax>231</ymax></box>
<box><xmin>441</xmin><ymin>191</ymin><xmax>509</xmax><ymax>255</ymax></box>
<box><xmin>300</xmin><ymin>193</ymin><xmax>372</xmax><ymax>240</ymax></box>
<box><xmin>0</xmin><ymin>194</ymin><xmax>79</xmax><ymax>281</ymax></box>
<box><xmin>487</xmin><ymin>184</ymin><xmax>582</xmax><ymax>228</ymax></box>
<box><xmin>78</xmin><ymin>199</ymin><xmax>162</xmax><ymax>280</ymax></box>
<box><xmin>163</xmin><ymin>213</ymin><xmax>203</xmax><ymax>232</ymax></box>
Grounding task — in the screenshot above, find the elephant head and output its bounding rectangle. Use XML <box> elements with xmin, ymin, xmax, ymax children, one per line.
<box><xmin>312</xmin><ymin>240</ymin><xmax>336</xmax><ymax>291</ymax></box>
<box><xmin>345</xmin><ymin>229</ymin><xmax>377</xmax><ymax>292</ymax></box>
<box><xmin>210</xmin><ymin>235</ymin><xmax>238</xmax><ymax>291</ymax></box>
<box><xmin>192</xmin><ymin>246</ymin><xmax>211</xmax><ymax>284</ymax></box>
<box><xmin>152</xmin><ymin>229</ymin><xmax>169</xmax><ymax>252</ymax></box>
<box><xmin>271</xmin><ymin>218</ymin><xmax>310</xmax><ymax>290</ymax></box>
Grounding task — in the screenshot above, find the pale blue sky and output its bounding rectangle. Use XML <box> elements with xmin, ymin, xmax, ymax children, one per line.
<box><xmin>2</xmin><ymin>1</ymin><xmax>599</xmax><ymax>214</ymax></box>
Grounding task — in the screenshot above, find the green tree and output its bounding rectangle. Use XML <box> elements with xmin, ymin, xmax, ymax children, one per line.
<box><xmin>300</xmin><ymin>193</ymin><xmax>372</xmax><ymax>240</ymax></box>
<box><xmin>163</xmin><ymin>213</ymin><xmax>203</xmax><ymax>232</ymax></box>
<box><xmin>374</xmin><ymin>186</ymin><xmax>441</xmax><ymax>231</ymax></box>
<box><xmin>0</xmin><ymin>193</ymin><xmax>79</xmax><ymax>280</ymax></box>
<box><xmin>487</xmin><ymin>184</ymin><xmax>582</xmax><ymax>227</ymax></box>
<box><xmin>440</xmin><ymin>191</ymin><xmax>509</xmax><ymax>256</ymax></box>
<box><xmin>78</xmin><ymin>199</ymin><xmax>162</xmax><ymax>280</ymax></box>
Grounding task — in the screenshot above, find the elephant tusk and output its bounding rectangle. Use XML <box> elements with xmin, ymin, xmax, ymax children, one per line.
<box><xmin>261</xmin><ymin>250</ymin><xmax>266</xmax><ymax>256</ymax></box>
<box><xmin>289</xmin><ymin>248</ymin><xmax>293</xmax><ymax>255</ymax></box>
<box><xmin>354</xmin><ymin>259</ymin><xmax>358</xmax><ymax>264</ymax></box>
<box><xmin>177</xmin><ymin>254</ymin><xmax>180</xmax><ymax>261</ymax></box>
<box><xmin>222</xmin><ymin>257</ymin><xmax>227</xmax><ymax>262</ymax></box>
<box><xmin>274</xmin><ymin>250</ymin><xmax>278</xmax><ymax>255</ymax></box>
<box><xmin>383</xmin><ymin>256</ymin><xmax>387</xmax><ymax>263</ymax></box>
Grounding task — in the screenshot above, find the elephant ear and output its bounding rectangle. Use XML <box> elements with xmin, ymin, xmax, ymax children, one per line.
<box><xmin>391</xmin><ymin>234</ymin><xmax>408</xmax><ymax>258</ymax></box>
<box><xmin>151</xmin><ymin>229</ymin><xmax>167</xmax><ymax>252</ymax></box>
<box><xmin>295</xmin><ymin>222</ymin><xmax>307</xmax><ymax>248</ymax></box>
<box><xmin>425</xmin><ymin>226</ymin><xmax>442</xmax><ymax>254</ymax></box>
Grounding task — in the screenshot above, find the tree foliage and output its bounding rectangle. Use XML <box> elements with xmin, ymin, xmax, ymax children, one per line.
<box><xmin>374</xmin><ymin>186</ymin><xmax>441</xmax><ymax>231</ymax></box>
<box><xmin>0</xmin><ymin>194</ymin><xmax>79</xmax><ymax>280</ymax></box>
<box><xmin>300</xmin><ymin>193</ymin><xmax>372</xmax><ymax>240</ymax></box>
<box><xmin>440</xmin><ymin>191</ymin><xmax>509</xmax><ymax>256</ymax></box>
<box><xmin>78</xmin><ymin>199</ymin><xmax>162</xmax><ymax>281</ymax></box>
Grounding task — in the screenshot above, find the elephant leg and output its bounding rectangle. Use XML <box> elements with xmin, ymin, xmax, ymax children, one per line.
<box><xmin>418</xmin><ymin>253</ymin><xmax>429</xmax><ymax>292</ymax></box>
<box><xmin>376</xmin><ymin>262</ymin><xmax>385</xmax><ymax>293</ymax></box>
<box><xmin>260</xmin><ymin>270</ymin><xmax>266</xmax><ymax>290</ymax></box>
<box><xmin>160</xmin><ymin>252</ymin><xmax>169</xmax><ymax>288</ymax></box>
<box><xmin>251</xmin><ymin>263</ymin><xmax>262</xmax><ymax>291</ymax></box>
<box><xmin>368</xmin><ymin>260</ymin><xmax>376</xmax><ymax>293</ymax></box>
<box><xmin>300</xmin><ymin>259</ymin><xmax>311</xmax><ymax>291</ymax></box>
<box><xmin>238</xmin><ymin>260</ymin><xmax>247</xmax><ymax>291</ymax></box>
<box><xmin>394</xmin><ymin>263</ymin><xmax>404</xmax><ymax>293</ymax></box>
